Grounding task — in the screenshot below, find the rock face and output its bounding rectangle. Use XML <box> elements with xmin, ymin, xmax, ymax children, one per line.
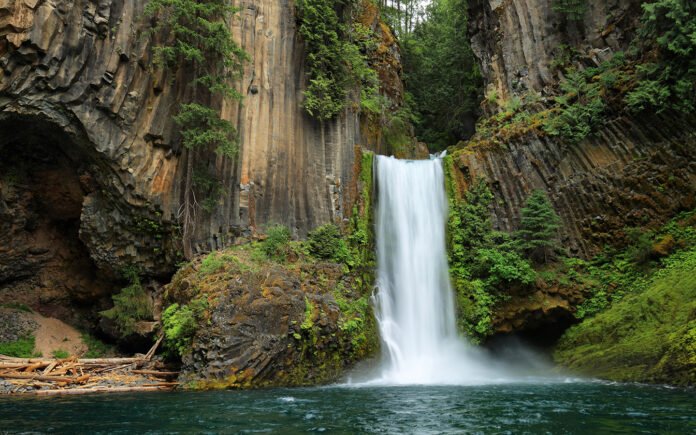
<box><xmin>469</xmin><ymin>0</ymin><xmax>642</xmax><ymax>103</ymax></box>
<box><xmin>462</xmin><ymin>0</ymin><xmax>696</xmax><ymax>258</ymax></box>
<box><xmin>453</xmin><ymin>113</ymin><xmax>696</xmax><ymax>258</ymax></box>
<box><xmin>0</xmin><ymin>1</ymin><xmax>400</xmax><ymax>290</ymax></box>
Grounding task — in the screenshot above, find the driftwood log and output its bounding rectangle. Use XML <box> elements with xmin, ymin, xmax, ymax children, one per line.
<box><xmin>0</xmin><ymin>337</ymin><xmax>177</xmax><ymax>395</ymax></box>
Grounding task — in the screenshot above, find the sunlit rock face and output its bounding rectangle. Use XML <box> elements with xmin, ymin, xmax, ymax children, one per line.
<box><xmin>0</xmin><ymin>0</ymin><xmax>409</xmax><ymax>338</ymax></box>
<box><xmin>0</xmin><ymin>0</ymin><xmax>406</xmax><ymax>279</ymax></box>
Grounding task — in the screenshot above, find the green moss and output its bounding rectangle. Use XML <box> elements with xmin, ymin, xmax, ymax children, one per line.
<box><xmin>81</xmin><ymin>333</ymin><xmax>115</xmax><ymax>358</ymax></box>
<box><xmin>0</xmin><ymin>302</ymin><xmax>32</xmax><ymax>313</ymax></box>
<box><xmin>0</xmin><ymin>335</ymin><xmax>37</xmax><ymax>358</ymax></box>
<box><xmin>199</xmin><ymin>252</ymin><xmax>237</xmax><ymax>276</ymax></box>
<box><xmin>555</xmin><ymin>248</ymin><xmax>696</xmax><ymax>385</ymax></box>
<box><xmin>301</xmin><ymin>297</ymin><xmax>315</xmax><ymax>331</ymax></box>
<box><xmin>348</xmin><ymin>150</ymin><xmax>374</xmax><ymax>266</ymax></box>
<box><xmin>52</xmin><ymin>349</ymin><xmax>70</xmax><ymax>359</ymax></box>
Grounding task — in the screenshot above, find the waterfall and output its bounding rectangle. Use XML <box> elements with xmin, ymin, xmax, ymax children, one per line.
<box><xmin>370</xmin><ymin>155</ymin><xmax>498</xmax><ymax>385</ymax></box>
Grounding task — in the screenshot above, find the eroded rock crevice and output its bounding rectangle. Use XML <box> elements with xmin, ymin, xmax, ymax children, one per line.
<box><xmin>0</xmin><ymin>116</ymin><xmax>118</xmax><ymax>329</ymax></box>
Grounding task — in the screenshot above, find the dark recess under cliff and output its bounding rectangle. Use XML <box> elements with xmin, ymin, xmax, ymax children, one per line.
<box><xmin>0</xmin><ymin>116</ymin><xmax>118</xmax><ymax>329</ymax></box>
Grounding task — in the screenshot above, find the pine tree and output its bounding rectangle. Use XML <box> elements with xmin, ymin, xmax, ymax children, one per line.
<box><xmin>145</xmin><ymin>0</ymin><xmax>247</xmax><ymax>258</ymax></box>
<box><xmin>552</xmin><ymin>0</ymin><xmax>587</xmax><ymax>20</ymax></box>
<box><xmin>515</xmin><ymin>190</ymin><xmax>562</xmax><ymax>264</ymax></box>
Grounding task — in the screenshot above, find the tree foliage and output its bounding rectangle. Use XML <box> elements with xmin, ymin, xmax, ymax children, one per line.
<box><xmin>401</xmin><ymin>0</ymin><xmax>482</xmax><ymax>150</ymax></box>
<box><xmin>515</xmin><ymin>190</ymin><xmax>562</xmax><ymax>264</ymax></box>
<box><xmin>296</xmin><ymin>0</ymin><xmax>381</xmax><ymax>121</ymax></box>
<box><xmin>552</xmin><ymin>0</ymin><xmax>587</xmax><ymax>20</ymax></box>
<box><xmin>626</xmin><ymin>0</ymin><xmax>696</xmax><ymax>113</ymax></box>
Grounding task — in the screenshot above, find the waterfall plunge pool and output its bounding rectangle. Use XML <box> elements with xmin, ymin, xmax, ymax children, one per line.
<box><xmin>1</xmin><ymin>382</ymin><xmax>695</xmax><ymax>433</ymax></box>
<box><xmin>4</xmin><ymin>156</ymin><xmax>693</xmax><ymax>432</ymax></box>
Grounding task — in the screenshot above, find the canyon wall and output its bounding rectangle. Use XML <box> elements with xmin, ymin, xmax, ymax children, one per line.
<box><xmin>0</xmin><ymin>0</ymin><xmax>404</xmax><ymax>330</ymax></box>
<box><xmin>0</xmin><ymin>0</ymin><xmax>400</xmax><ymax>284</ymax></box>
<box><xmin>463</xmin><ymin>0</ymin><xmax>696</xmax><ymax>257</ymax></box>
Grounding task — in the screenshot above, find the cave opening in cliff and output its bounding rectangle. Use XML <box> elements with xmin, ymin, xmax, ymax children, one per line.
<box><xmin>0</xmin><ymin>116</ymin><xmax>118</xmax><ymax>328</ymax></box>
<box><xmin>486</xmin><ymin>312</ymin><xmax>578</xmax><ymax>356</ymax></box>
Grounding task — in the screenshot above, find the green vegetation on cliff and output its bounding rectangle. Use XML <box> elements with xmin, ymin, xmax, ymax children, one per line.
<box><xmin>443</xmin><ymin>156</ymin><xmax>538</xmax><ymax>342</ymax></box>
<box><xmin>159</xmin><ymin>151</ymin><xmax>377</xmax><ymax>388</ymax></box>
<box><xmin>552</xmin><ymin>0</ymin><xmax>587</xmax><ymax>20</ymax></box>
<box><xmin>626</xmin><ymin>0</ymin><xmax>696</xmax><ymax>113</ymax></box>
<box><xmin>453</xmin><ymin>0</ymin><xmax>696</xmax><ymax>150</ymax></box>
<box><xmin>296</xmin><ymin>0</ymin><xmax>382</xmax><ymax>121</ymax></box>
<box><xmin>515</xmin><ymin>190</ymin><xmax>562</xmax><ymax>264</ymax></box>
<box><xmin>145</xmin><ymin>0</ymin><xmax>247</xmax><ymax>257</ymax></box>
<box><xmin>555</xmin><ymin>247</ymin><xmax>696</xmax><ymax>385</ymax></box>
<box><xmin>100</xmin><ymin>268</ymin><xmax>153</xmax><ymax>338</ymax></box>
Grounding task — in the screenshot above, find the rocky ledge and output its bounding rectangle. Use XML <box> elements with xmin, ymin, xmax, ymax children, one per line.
<box><xmin>164</xmin><ymin>244</ymin><xmax>378</xmax><ymax>389</ymax></box>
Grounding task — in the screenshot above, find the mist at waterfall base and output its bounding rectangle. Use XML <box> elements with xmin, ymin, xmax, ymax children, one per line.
<box><xmin>349</xmin><ymin>155</ymin><xmax>554</xmax><ymax>386</ymax></box>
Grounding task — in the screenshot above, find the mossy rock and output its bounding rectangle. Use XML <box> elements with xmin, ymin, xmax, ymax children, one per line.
<box><xmin>554</xmin><ymin>249</ymin><xmax>696</xmax><ymax>386</ymax></box>
<box><xmin>165</xmin><ymin>243</ymin><xmax>379</xmax><ymax>389</ymax></box>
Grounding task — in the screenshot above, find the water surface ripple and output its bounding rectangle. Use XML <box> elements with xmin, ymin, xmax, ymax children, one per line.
<box><xmin>1</xmin><ymin>382</ymin><xmax>694</xmax><ymax>433</ymax></box>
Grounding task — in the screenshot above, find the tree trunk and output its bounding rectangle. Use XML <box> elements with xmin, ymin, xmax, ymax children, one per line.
<box><xmin>182</xmin><ymin>146</ymin><xmax>194</xmax><ymax>259</ymax></box>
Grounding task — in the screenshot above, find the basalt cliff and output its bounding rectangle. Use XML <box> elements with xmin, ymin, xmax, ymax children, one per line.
<box><xmin>0</xmin><ymin>0</ymin><xmax>405</xmax><ymax>324</ymax></box>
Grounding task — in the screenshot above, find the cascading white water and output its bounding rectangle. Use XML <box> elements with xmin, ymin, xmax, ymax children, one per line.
<box><xmin>371</xmin><ymin>155</ymin><xmax>502</xmax><ymax>385</ymax></box>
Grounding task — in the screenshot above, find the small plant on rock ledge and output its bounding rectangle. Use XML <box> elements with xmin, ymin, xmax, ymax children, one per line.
<box><xmin>262</xmin><ymin>224</ymin><xmax>293</xmax><ymax>262</ymax></box>
<box><xmin>307</xmin><ymin>223</ymin><xmax>350</xmax><ymax>263</ymax></box>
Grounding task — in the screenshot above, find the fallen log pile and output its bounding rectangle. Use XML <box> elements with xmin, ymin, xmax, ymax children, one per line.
<box><xmin>0</xmin><ymin>337</ymin><xmax>180</xmax><ymax>395</ymax></box>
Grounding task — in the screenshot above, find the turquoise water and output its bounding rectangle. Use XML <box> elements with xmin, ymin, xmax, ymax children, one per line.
<box><xmin>1</xmin><ymin>382</ymin><xmax>695</xmax><ymax>433</ymax></box>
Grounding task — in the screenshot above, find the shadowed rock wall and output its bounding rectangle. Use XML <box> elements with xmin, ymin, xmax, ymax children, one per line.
<box><xmin>454</xmin><ymin>113</ymin><xmax>696</xmax><ymax>257</ymax></box>
<box><xmin>469</xmin><ymin>0</ymin><xmax>642</xmax><ymax>102</ymax></box>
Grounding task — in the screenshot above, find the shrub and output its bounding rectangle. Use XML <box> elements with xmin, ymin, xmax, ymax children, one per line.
<box><xmin>444</xmin><ymin>170</ymin><xmax>536</xmax><ymax>341</ymax></box>
<box><xmin>161</xmin><ymin>299</ymin><xmax>208</xmax><ymax>357</ymax></box>
<box><xmin>307</xmin><ymin>224</ymin><xmax>350</xmax><ymax>262</ymax></box>
<box><xmin>262</xmin><ymin>224</ymin><xmax>293</xmax><ymax>261</ymax></box>
<box><xmin>626</xmin><ymin>0</ymin><xmax>696</xmax><ymax>114</ymax></box>
<box><xmin>543</xmin><ymin>69</ymin><xmax>606</xmax><ymax>143</ymax></box>
<box><xmin>100</xmin><ymin>268</ymin><xmax>153</xmax><ymax>337</ymax></box>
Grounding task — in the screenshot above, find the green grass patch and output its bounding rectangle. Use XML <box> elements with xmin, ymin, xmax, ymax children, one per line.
<box><xmin>0</xmin><ymin>302</ymin><xmax>33</xmax><ymax>313</ymax></box>
<box><xmin>51</xmin><ymin>349</ymin><xmax>70</xmax><ymax>359</ymax></box>
<box><xmin>0</xmin><ymin>335</ymin><xmax>38</xmax><ymax>358</ymax></box>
